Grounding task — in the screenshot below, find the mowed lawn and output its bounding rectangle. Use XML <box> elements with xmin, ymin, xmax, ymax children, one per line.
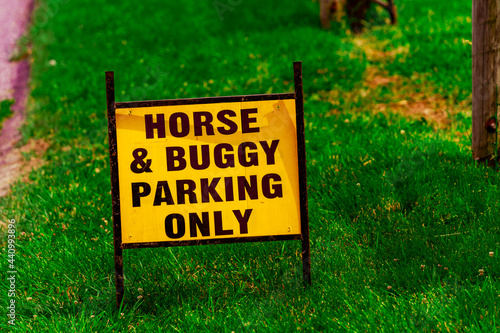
<box><xmin>1</xmin><ymin>0</ymin><xmax>499</xmax><ymax>331</ymax></box>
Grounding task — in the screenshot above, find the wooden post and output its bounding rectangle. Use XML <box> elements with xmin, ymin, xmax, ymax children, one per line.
<box><xmin>472</xmin><ymin>0</ymin><xmax>500</xmax><ymax>164</ymax></box>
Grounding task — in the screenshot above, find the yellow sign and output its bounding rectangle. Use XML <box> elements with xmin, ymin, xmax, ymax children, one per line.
<box><xmin>115</xmin><ymin>99</ymin><xmax>301</xmax><ymax>243</ymax></box>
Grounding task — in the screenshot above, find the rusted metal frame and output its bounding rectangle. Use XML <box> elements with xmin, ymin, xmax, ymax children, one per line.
<box><xmin>293</xmin><ymin>61</ymin><xmax>311</xmax><ymax>286</ymax></box>
<box><xmin>122</xmin><ymin>234</ymin><xmax>302</xmax><ymax>250</ymax></box>
<box><xmin>371</xmin><ymin>0</ymin><xmax>397</xmax><ymax>24</ymax></box>
<box><xmin>107</xmin><ymin>65</ymin><xmax>310</xmax><ymax>306</ymax></box>
<box><xmin>106</xmin><ymin>71</ymin><xmax>125</xmax><ymax>308</ymax></box>
<box><xmin>115</xmin><ymin>93</ymin><xmax>296</xmax><ymax>109</ymax></box>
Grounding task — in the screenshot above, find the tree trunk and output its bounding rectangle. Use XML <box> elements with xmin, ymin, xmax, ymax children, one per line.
<box><xmin>472</xmin><ymin>0</ymin><xmax>500</xmax><ymax>163</ymax></box>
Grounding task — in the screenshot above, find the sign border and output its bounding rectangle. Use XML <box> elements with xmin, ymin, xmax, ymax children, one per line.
<box><xmin>106</xmin><ymin>62</ymin><xmax>310</xmax><ymax>308</ymax></box>
<box><xmin>115</xmin><ymin>92</ymin><xmax>296</xmax><ymax>109</ymax></box>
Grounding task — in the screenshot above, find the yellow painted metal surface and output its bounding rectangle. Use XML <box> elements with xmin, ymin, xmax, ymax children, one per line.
<box><xmin>116</xmin><ymin>99</ymin><xmax>301</xmax><ymax>243</ymax></box>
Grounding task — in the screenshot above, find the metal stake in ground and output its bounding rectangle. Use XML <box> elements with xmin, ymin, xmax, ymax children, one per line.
<box><xmin>106</xmin><ymin>71</ymin><xmax>125</xmax><ymax>308</ymax></box>
<box><xmin>293</xmin><ymin>62</ymin><xmax>312</xmax><ymax>286</ymax></box>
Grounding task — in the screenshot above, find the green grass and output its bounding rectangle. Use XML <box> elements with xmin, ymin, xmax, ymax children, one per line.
<box><xmin>0</xmin><ymin>99</ymin><xmax>15</xmax><ymax>132</ymax></box>
<box><xmin>363</xmin><ymin>1</ymin><xmax>472</xmax><ymax>101</ymax></box>
<box><xmin>1</xmin><ymin>0</ymin><xmax>498</xmax><ymax>331</ymax></box>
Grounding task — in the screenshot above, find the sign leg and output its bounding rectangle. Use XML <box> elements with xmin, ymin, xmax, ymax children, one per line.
<box><xmin>106</xmin><ymin>71</ymin><xmax>126</xmax><ymax>307</ymax></box>
<box><xmin>293</xmin><ymin>61</ymin><xmax>312</xmax><ymax>286</ymax></box>
<box><xmin>115</xmin><ymin>247</ymin><xmax>124</xmax><ymax>308</ymax></box>
<box><xmin>301</xmin><ymin>237</ymin><xmax>311</xmax><ymax>286</ymax></box>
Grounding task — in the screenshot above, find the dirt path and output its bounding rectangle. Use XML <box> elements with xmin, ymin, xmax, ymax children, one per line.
<box><xmin>0</xmin><ymin>0</ymin><xmax>35</xmax><ymax>196</ymax></box>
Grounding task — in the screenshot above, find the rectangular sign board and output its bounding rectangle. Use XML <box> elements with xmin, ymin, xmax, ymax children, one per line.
<box><xmin>117</xmin><ymin>99</ymin><xmax>301</xmax><ymax>244</ymax></box>
<box><xmin>106</xmin><ymin>62</ymin><xmax>310</xmax><ymax>307</ymax></box>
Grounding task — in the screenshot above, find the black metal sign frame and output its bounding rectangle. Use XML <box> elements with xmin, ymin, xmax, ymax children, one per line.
<box><xmin>106</xmin><ymin>62</ymin><xmax>310</xmax><ymax>307</ymax></box>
